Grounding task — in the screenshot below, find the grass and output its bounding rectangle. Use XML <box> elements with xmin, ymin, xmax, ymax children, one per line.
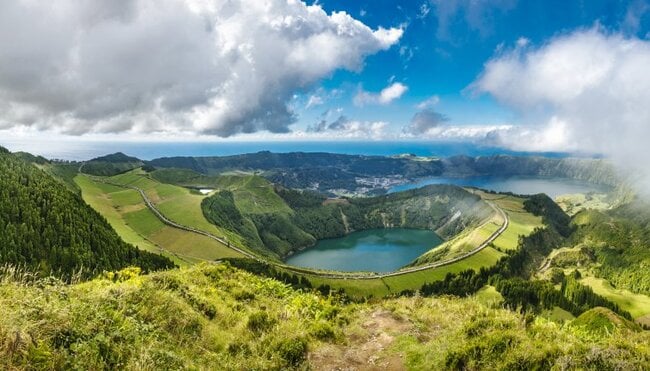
<box><xmin>75</xmin><ymin>174</ymin><xmax>243</xmax><ymax>265</ymax></box>
<box><xmin>571</xmin><ymin>307</ymin><xmax>641</xmax><ymax>335</ymax></box>
<box><xmin>579</xmin><ymin>276</ymin><xmax>650</xmax><ymax>320</ymax></box>
<box><xmin>1</xmin><ymin>264</ymin><xmax>649</xmax><ymax>369</ymax></box>
<box><xmin>541</xmin><ymin>306</ymin><xmax>575</xmax><ymax>323</ymax></box>
<box><xmin>415</xmin><ymin>192</ymin><xmax>542</xmax><ymax>264</ymax></box>
<box><xmin>474</xmin><ymin>285</ymin><xmax>504</xmax><ymax>307</ymax></box>
<box><xmin>480</xmin><ymin>192</ymin><xmax>543</xmax><ymax>252</ymax></box>
<box><xmin>74</xmin><ymin>175</ymin><xmax>161</xmax><ymax>255</ymax></box>
<box><xmin>385</xmin><ymin>296</ymin><xmax>649</xmax><ymax>370</ymax></box>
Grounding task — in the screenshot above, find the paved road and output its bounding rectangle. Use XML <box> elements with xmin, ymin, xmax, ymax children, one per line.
<box><xmin>95</xmin><ymin>177</ymin><xmax>509</xmax><ymax>280</ymax></box>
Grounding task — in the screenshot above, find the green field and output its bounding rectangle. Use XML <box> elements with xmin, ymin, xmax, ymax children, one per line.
<box><xmin>108</xmin><ymin>171</ymin><xmax>263</xmax><ymax>249</ymax></box>
<box><xmin>476</xmin><ymin>191</ymin><xmax>543</xmax><ymax>251</ymax></box>
<box><xmin>580</xmin><ymin>276</ymin><xmax>650</xmax><ymax>320</ymax></box>
<box><xmin>75</xmin><ymin>174</ymin><xmax>243</xmax><ymax>264</ymax></box>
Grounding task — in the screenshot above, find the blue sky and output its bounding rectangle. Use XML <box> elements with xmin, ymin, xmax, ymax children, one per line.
<box><xmin>293</xmin><ymin>0</ymin><xmax>650</xmax><ymax>133</ymax></box>
<box><xmin>1</xmin><ymin>0</ymin><xmax>649</xmax><ymax>159</ymax></box>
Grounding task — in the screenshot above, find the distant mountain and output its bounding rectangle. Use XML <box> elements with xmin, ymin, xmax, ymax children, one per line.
<box><xmin>0</xmin><ymin>147</ymin><xmax>174</xmax><ymax>279</ymax></box>
<box><xmin>146</xmin><ymin>152</ymin><xmax>618</xmax><ymax>193</ymax></box>
<box><xmin>441</xmin><ymin>155</ymin><xmax>617</xmax><ymax>185</ymax></box>
<box><xmin>81</xmin><ymin>152</ymin><xmax>144</xmax><ymax>176</ymax></box>
<box><xmin>90</xmin><ymin>152</ymin><xmax>142</xmax><ymax>163</ymax></box>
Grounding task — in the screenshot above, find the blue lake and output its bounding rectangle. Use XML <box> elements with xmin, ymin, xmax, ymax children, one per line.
<box><xmin>389</xmin><ymin>176</ymin><xmax>611</xmax><ymax>199</ymax></box>
<box><xmin>285</xmin><ymin>228</ymin><xmax>443</xmax><ymax>272</ymax></box>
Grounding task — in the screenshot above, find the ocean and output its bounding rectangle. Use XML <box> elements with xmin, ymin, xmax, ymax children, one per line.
<box><xmin>0</xmin><ymin>139</ymin><xmax>573</xmax><ymax>161</ymax></box>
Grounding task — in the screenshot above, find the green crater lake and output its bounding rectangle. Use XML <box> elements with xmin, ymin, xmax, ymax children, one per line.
<box><xmin>285</xmin><ymin>228</ymin><xmax>443</xmax><ymax>272</ymax></box>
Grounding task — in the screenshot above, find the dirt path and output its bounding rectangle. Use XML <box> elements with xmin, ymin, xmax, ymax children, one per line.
<box><xmin>309</xmin><ymin>310</ymin><xmax>411</xmax><ymax>370</ymax></box>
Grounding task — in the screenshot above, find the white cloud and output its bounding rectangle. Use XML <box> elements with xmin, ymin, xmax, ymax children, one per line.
<box><xmin>0</xmin><ymin>0</ymin><xmax>402</xmax><ymax>137</ymax></box>
<box><xmin>306</xmin><ymin>115</ymin><xmax>389</xmax><ymax>139</ymax></box>
<box><xmin>472</xmin><ymin>27</ymin><xmax>650</xmax><ymax>181</ymax></box>
<box><xmin>414</xmin><ymin>124</ymin><xmax>514</xmax><ymax>141</ymax></box>
<box><xmin>354</xmin><ymin>82</ymin><xmax>408</xmax><ymax>106</ymax></box>
<box><xmin>416</xmin><ymin>95</ymin><xmax>440</xmax><ymax>109</ymax></box>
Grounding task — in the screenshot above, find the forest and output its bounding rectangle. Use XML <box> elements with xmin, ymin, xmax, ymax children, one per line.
<box><xmin>0</xmin><ymin>148</ymin><xmax>174</xmax><ymax>279</ymax></box>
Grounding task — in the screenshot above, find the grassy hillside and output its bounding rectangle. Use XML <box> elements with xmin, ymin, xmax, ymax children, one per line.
<box><xmin>0</xmin><ymin>148</ymin><xmax>174</xmax><ymax>279</ymax></box>
<box><xmin>75</xmin><ymin>174</ymin><xmax>244</xmax><ymax>264</ymax></box>
<box><xmin>0</xmin><ymin>263</ymin><xmax>648</xmax><ymax>370</ymax></box>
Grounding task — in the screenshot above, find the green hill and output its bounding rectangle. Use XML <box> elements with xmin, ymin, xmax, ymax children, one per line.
<box><xmin>571</xmin><ymin>307</ymin><xmax>642</xmax><ymax>334</ymax></box>
<box><xmin>81</xmin><ymin>152</ymin><xmax>144</xmax><ymax>176</ymax></box>
<box><xmin>0</xmin><ymin>148</ymin><xmax>174</xmax><ymax>279</ymax></box>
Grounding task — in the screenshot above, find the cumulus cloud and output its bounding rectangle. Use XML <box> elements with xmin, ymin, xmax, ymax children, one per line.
<box><xmin>0</xmin><ymin>0</ymin><xmax>402</xmax><ymax>136</ymax></box>
<box><xmin>471</xmin><ymin>27</ymin><xmax>650</xmax><ymax>183</ymax></box>
<box><xmin>354</xmin><ymin>82</ymin><xmax>408</xmax><ymax>106</ymax></box>
<box><xmin>403</xmin><ymin>109</ymin><xmax>449</xmax><ymax>134</ymax></box>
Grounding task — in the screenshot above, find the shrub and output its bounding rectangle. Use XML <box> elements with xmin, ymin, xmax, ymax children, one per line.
<box><xmin>276</xmin><ymin>337</ymin><xmax>308</xmax><ymax>367</ymax></box>
<box><xmin>247</xmin><ymin>311</ymin><xmax>276</xmax><ymax>333</ymax></box>
<box><xmin>309</xmin><ymin>321</ymin><xmax>336</xmax><ymax>341</ymax></box>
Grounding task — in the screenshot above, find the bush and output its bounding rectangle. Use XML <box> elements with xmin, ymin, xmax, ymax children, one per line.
<box><xmin>247</xmin><ymin>311</ymin><xmax>276</xmax><ymax>333</ymax></box>
<box><xmin>309</xmin><ymin>321</ymin><xmax>336</xmax><ymax>341</ymax></box>
<box><xmin>276</xmin><ymin>337</ymin><xmax>308</xmax><ymax>367</ymax></box>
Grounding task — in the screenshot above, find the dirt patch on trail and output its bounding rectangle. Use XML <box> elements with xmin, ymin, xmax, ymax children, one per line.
<box><xmin>309</xmin><ymin>309</ymin><xmax>411</xmax><ymax>371</ymax></box>
<box><xmin>636</xmin><ymin>314</ymin><xmax>650</xmax><ymax>328</ymax></box>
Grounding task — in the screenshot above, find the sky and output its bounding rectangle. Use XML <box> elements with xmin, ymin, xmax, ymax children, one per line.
<box><xmin>1</xmin><ymin>0</ymin><xmax>650</xmax><ymax>162</ymax></box>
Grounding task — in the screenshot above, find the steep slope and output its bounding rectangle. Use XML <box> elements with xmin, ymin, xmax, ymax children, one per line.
<box><xmin>0</xmin><ymin>148</ymin><xmax>174</xmax><ymax>278</ymax></box>
<box><xmin>0</xmin><ymin>263</ymin><xmax>648</xmax><ymax>369</ymax></box>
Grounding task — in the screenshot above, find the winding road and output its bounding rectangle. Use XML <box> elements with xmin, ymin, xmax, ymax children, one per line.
<box><xmin>94</xmin><ymin>177</ymin><xmax>509</xmax><ymax>280</ymax></box>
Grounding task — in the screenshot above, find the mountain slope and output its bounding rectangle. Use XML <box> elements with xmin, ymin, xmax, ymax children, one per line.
<box><xmin>0</xmin><ymin>148</ymin><xmax>174</xmax><ymax>278</ymax></box>
<box><xmin>0</xmin><ymin>262</ymin><xmax>648</xmax><ymax>369</ymax></box>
